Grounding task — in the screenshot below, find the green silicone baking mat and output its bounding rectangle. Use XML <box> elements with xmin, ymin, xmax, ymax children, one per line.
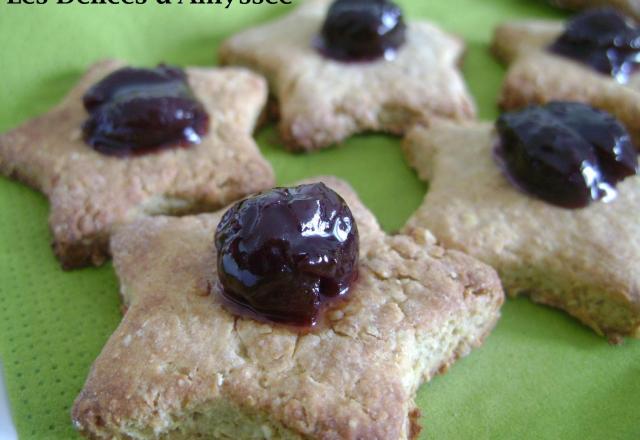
<box><xmin>0</xmin><ymin>0</ymin><xmax>639</xmax><ymax>438</ymax></box>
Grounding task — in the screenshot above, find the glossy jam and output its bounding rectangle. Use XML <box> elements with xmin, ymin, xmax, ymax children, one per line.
<box><xmin>495</xmin><ymin>102</ymin><xmax>638</xmax><ymax>208</ymax></box>
<box><xmin>214</xmin><ymin>183</ymin><xmax>359</xmax><ymax>327</ymax></box>
<box><xmin>316</xmin><ymin>0</ymin><xmax>406</xmax><ymax>62</ymax></box>
<box><xmin>549</xmin><ymin>8</ymin><xmax>640</xmax><ymax>83</ymax></box>
<box><xmin>82</xmin><ymin>65</ymin><xmax>209</xmax><ymax>156</ymax></box>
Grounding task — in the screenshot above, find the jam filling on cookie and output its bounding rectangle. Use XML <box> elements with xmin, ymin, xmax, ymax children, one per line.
<box><xmin>82</xmin><ymin>65</ymin><xmax>209</xmax><ymax>156</ymax></box>
<box><xmin>495</xmin><ymin>102</ymin><xmax>638</xmax><ymax>208</ymax></box>
<box><xmin>549</xmin><ymin>8</ymin><xmax>640</xmax><ymax>83</ymax></box>
<box><xmin>214</xmin><ymin>182</ymin><xmax>359</xmax><ymax>327</ymax></box>
<box><xmin>316</xmin><ymin>0</ymin><xmax>406</xmax><ymax>62</ymax></box>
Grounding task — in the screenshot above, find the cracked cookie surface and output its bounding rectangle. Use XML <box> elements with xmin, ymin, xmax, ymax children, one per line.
<box><xmin>0</xmin><ymin>59</ymin><xmax>275</xmax><ymax>269</ymax></box>
<box><xmin>403</xmin><ymin>122</ymin><xmax>640</xmax><ymax>342</ymax></box>
<box><xmin>491</xmin><ymin>16</ymin><xmax>640</xmax><ymax>146</ymax></box>
<box><xmin>219</xmin><ymin>0</ymin><xmax>475</xmax><ymax>151</ymax></box>
<box><xmin>72</xmin><ymin>176</ymin><xmax>503</xmax><ymax>440</ymax></box>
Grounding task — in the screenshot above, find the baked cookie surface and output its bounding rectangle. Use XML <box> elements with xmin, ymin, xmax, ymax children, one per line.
<box><xmin>403</xmin><ymin>122</ymin><xmax>640</xmax><ymax>342</ymax></box>
<box><xmin>0</xmin><ymin>59</ymin><xmax>275</xmax><ymax>269</ymax></box>
<box><xmin>491</xmin><ymin>15</ymin><xmax>640</xmax><ymax>144</ymax></box>
<box><xmin>219</xmin><ymin>0</ymin><xmax>475</xmax><ymax>151</ymax></box>
<box><xmin>72</xmin><ymin>177</ymin><xmax>503</xmax><ymax>439</ymax></box>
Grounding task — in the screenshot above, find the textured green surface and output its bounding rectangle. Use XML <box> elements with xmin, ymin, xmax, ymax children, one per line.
<box><xmin>0</xmin><ymin>1</ymin><xmax>639</xmax><ymax>439</ymax></box>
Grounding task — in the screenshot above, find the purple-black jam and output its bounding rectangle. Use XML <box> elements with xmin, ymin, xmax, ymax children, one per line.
<box><xmin>495</xmin><ymin>102</ymin><xmax>638</xmax><ymax>209</ymax></box>
<box><xmin>214</xmin><ymin>182</ymin><xmax>359</xmax><ymax>327</ymax></box>
<box><xmin>549</xmin><ymin>8</ymin><xmax>640</xmax><ymax>83</ymax></box>
<box><xmin>316</xmin><ymin>0</ymin><xmax>406</xmax><ymax>62</ymax></box>
<box><xmin>82</xmin><ymin>65</ymin><xmax>209</xmax><ymax>156</ymax></box>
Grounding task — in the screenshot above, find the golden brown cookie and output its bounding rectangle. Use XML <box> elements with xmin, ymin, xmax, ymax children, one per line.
<box><xmin>72</xmin><ymin>177</ymin><xmax>503</xmax><ymax>439</ymax></box>
<box><xmin>403</xmin><ymin>121</ymin><xmax>640</xmax><ymax>342</ymax></box>
<box><xmin>550</xmin><ymin>0</ymin><xmax>640</xmax><ymax>21</ymax></box>
<box><xmin>219</xmin><ymin>0</ymin><xmax>475</xmax><ymax>151</ymax></box>
<box><xmin>491</xmin><ymin>16</ymin><xmax>640</xmax><ymax>145</ymax></box>
<box><xmin>0</xmin><ymin>59</ymin><xmax>275</xmax><ymax>269</ymax></box>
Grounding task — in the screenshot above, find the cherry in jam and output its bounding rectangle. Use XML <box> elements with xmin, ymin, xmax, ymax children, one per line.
<box><xmin>495</xmin><ymin>102</ymin><xmax>638</xmax><ymax>208</ymax></box>
<box><xmin>214</xmin><ymin>183</ymin><xmax>359</xmax><ymax>327</ymax></box>
<box><xmin>82</xmin><ymin>65</ymin><xmax>209</xmax><ymax>156</ymax></box>
<box><xmin>316</xmin><ymin>0</ymin><xmax>406</xmax><ymax>62</ymax></box>
<box><xmin>549</xmin><ymin>8</ymin><xmax>640</xmax><ymax>83</ymax></box>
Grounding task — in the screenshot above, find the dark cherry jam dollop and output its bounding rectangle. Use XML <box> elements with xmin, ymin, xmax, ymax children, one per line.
<box><xmin>214</xmin><ymin>182</ymin><xmax>359</xmax><ymax>327</ymax></box>
<box><xmin>316</xmin><ymin>0</ymin><xmax>406</xmax><ymax>62</ymax></box>
<box><xmin>495</xmin><ymin>102</ymin><xmax>638</xmax><ymax>208</ymax></box>
<box><xmin>82</xmin><ymin>65</ymin><xmax>209</xmax><ymax>156</ymax></box>
<box><xmin>549</xmin><ymin>8</ymin><xmax>640</xmax><ymax>83</ymax></box>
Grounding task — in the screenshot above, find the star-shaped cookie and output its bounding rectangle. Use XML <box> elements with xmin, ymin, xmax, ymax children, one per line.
<box><xmin>72</xmin><ymin>177</ymin><xmax>503</xmax><ymax>439</ymax></box>
<box><xmin>490</xmin><ymin>16</ymin><xmax>640</xmax><ymax>145</ymax></box>
<box><xmin>219</xmin><ymin>0</ymin><xmax>475</xmax><ymax>151</ymax></box>
<box><xmin>0</xmin><ymin>59</ymin><xmax>275</xmax><ymax>269</ymax></box>
<box><xmin>402</xmin><ymin>121</ymin><xmax>640</xmax><ymax>342</ymax></box>
<box><xmin>549</xmin><ymin>0</ymin><xmax>640</xmax><ymax>21</ymax></box>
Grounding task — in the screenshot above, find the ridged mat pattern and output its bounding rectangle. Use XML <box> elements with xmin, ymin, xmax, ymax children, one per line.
<box><xmin>0</xmin><ymin>1</ymin><xmax>639</xmax><ymax>438</ymax></box>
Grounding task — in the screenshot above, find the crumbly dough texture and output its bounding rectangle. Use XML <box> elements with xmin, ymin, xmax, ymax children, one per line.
<box><xmin>491</xmin><ymin>18</ymin><xmax>640</xmax><ymax>145</ymax></box>
<box><xmin>0</xmin><ymin>59</ymin><xmax>275</xmax><ymax>269</ymax></box>
<box><xmin>550</xmin><ymin>0</ymin><xmax>640</xmax><ymax>21</ymax></box>
<box><xmin>219</xmin><ymin>0</ymin><xmax>475</xmax><ymax>151</ymax></box>
<box><xmin>403</xmin><ymin>122</ymin><xmax>640</xmax><ymax>342</ymax></box>
<box><xmin>72</xmin><ymin>176</ymin><xmax>503</xmax><ymax>440</ymax></box>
